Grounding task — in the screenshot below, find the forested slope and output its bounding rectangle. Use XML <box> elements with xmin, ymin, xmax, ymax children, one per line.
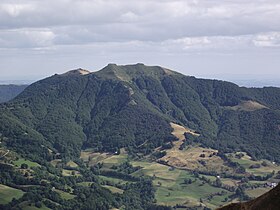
<box><xmin>0</xmin><ymin>64</ymin><xmax>280</xmax><ymax>162</ymax></box>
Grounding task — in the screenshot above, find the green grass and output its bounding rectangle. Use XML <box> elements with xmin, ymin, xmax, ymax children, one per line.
<box><xmin>66</xmin><ymin>161</ymin><xmax>78</xmax><ymax>168</ymax></box>
<box><xmin>13</xmin><ymin>158</ymin><xmax>40</xmax><ymax>168</ymax></box>
<box><xmin>131</xmin><ymin>160</ymin><xmax>231</xmax><ymax>208</ymax></box>
<box><xmin>131</xmin><ymin>161</ymin><xmax>182</xmax><ymax>182</ymax></box>
<box><xmin>205</xmin><ymin>193</ymin><xmax>233</xmax><ymax>208</ymax></box>
<box><xmin>54</xmin><ymin>189</ymin><xmax>75</xmax><ymax>200</ymax></box>
<box><xmin>99</xmin><ymin>175</ymin><xmax>130</xmax><ymax>184</ymax></box>
<box><xmin>0</xmin><ymin>184</ymin><xmax>25</xmax><ymax>204</ymax></box>
<box><xmin>245</xmin><ymin>187</ymin><xmax>270</xmax><ymax>198</ymax></box>
<box><xmin>228</xmin><ymin>154</ymin><xmax>280</xmax><ymax>177</ymax></box>
<box><xmin>50</xmin><ymin>159</ymin><xmax>62</xmax><ymax>167</ymax></box>
<box><xmin>101</xmin><ymin>154</ymin><xmax>128</xmax><ymax>168</ymax></box>
<box><xmin>62</xmin><ymin>169</ymin><xmax>81</xmax><ymax>177</ymax></box>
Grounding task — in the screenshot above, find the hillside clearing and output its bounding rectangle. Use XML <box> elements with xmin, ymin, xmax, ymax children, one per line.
<box><xmin>13</xmin><ymin>158</ymin><xmax>40</xmax><ymax>168</ymax></box>
<box><xmin>0</xmin><ymin>184</ymin><xmax>24</xmax><ymax>204</ymax></box>
<box><xmin>226</xmin><ymin>100</ymin><xmax>268</xmax><ymax>112</ymax></box>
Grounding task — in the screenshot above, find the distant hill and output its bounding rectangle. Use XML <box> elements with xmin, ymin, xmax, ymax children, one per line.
<box><xmin>0</xmin><ymin>84</ymin><xmax>28</xmax><ymax>103</ymax></box>
<box><xmin>218</xmin><ymin>184</ymin><xmax>280</xmax><ymax>210</ymax></box>
<box><xmin>0</xmin><ymin>64</ymin><xmax>280</xmax><ymax>162</ymax></box>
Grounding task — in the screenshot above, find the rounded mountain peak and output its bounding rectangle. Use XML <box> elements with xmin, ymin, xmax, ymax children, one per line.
<box><xmin>61</xmin><ymin>68</ymin><xmax>91</xmax><ymax>76</ymax></box>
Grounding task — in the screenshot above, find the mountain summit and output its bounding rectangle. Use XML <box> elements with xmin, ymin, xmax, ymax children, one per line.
<box><xmin>61</xmin><ymin>68</ymin><xmax>91</xmax><ymax>76</ymax></box>
<box><xmin>0</xmin><ymin>64</ymin><xmax>280</xmax><ymax>162</ymax></box>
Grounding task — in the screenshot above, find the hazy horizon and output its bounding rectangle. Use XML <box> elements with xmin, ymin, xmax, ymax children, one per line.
<box><xmin>1</xmin><ymin>64</ymin><xmax>280</xmax><ymax>88</ymax></box>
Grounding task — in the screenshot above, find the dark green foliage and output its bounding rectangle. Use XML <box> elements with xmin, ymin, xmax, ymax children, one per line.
<box><xmin>3</xmin><ymin>61</ymin><xmax>280</xmax><ymax>210</ymax></box>
<box><xmin>0</xmin><ymin>64</ymin><xmax>280</xmax><ymax>163</ymax></box>
<box><xmin>111</xmin><ymin>161</ymin><xmax>141</xmax><ymax>174</ymax></box>
<box><xmin>20</xmin><ymin>163</ymin><xmax>28</xmax><ymax>169</ymax></box>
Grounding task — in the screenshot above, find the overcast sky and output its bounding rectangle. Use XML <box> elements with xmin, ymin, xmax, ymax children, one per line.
<box><xmin>0</xmin><ymin>0</ymin><xmax>280</xmax><ymax>83</ymax></box>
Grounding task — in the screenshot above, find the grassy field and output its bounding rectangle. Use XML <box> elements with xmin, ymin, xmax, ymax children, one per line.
<box><xmin>80</xmin><ymin>149</ymin><xmax>128</xmax><ymax>168</ymax></box>
<box><xmin>131</xmin><ymin>161</ymin><xmax>232</xmax><ymax>208</ymax></box>
<box><xmin>77</xmin><ymin>142</ymin><xmax>278</xmax><ymax>209</ymax></box>
<box><xmin>228</xmin><ymin>153</ymin><xmax>280</xmax><ymax>176</ymax></box>
<box><xmin>99</xmin><ymin>175</ymin><xmax>130</xmax><ymax>185</ymax></box>
<box><xmin>245</xmin><ymin>187</ymin><xmax>270</xmax><ymax>198</ymax></box>
<box><xmin>50</xmin><ymin>159</ymin><xmax>62</xmax><ymax>167</ymax></box>
<box><xmin>101</xmin><ymin>154</ymin><xmax>128</xmax><ymax>168</ymax></box>
<box><xmin>54</xmin><ymin>189</ymin><xmax>75</xmax><ymax>200</ymax></box>
<box><xmin>66</xmin><ymin>161</ymin><xmax>78</xmax><ymax>168</ymax></box>
<box><xmin>0</xmin><ymin>184</ymin><xmax>25</xmax><ymax>204</ymax></box>
<box><xmin>77</xmin><ymin>182</ymin><xmax>94</xmax><ymax>187</ymax></box>
<box><xmin>62</xmin><ymin>169</ymin><xmax>81</xmax><ymax>177</ymax></box>
<box><xmin>160</xmin><ymin>145</ymin><xmax>233</xmax><ymax>173</ymax></box>
<box><xmin>13</xmin><ymin>158</ymin><xmax>40</xmax><ymax>168</ymax></box>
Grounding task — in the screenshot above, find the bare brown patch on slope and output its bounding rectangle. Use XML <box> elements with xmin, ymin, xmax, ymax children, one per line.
<box><xmin>169</xmin><ymin>122</ymin><xmax>197</xmax><ymax>147</ymax></box>
<box><xmin>159</xmin><ymin>123</ymin><xmax>232</xmax><ymax>173</ymax></box>
<box><xmin>61</xmin><ymin>68</ymin><xmax>91</xmax><ymax>76</ymax></box>
<box><xmin>226</xmin><ymin>100</ymin><xmax>268</xmax><ymax>112</ymax></box>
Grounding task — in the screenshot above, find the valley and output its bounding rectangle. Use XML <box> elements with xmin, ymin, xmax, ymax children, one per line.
<box><xmin>1</xmin><ymin>121</ymin><xmax>279</xmax><ymax>209</ymax></box>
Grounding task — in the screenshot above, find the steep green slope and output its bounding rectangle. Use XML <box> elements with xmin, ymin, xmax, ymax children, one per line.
<box><xmin>0</xmin><ymin>64</ymin><xmax>280</xmax><ymax>163</ymax></box>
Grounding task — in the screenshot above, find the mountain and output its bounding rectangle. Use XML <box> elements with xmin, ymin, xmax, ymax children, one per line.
<box><xmin>0</xmin><ymin>84</ymin><xmax>28</xmax><ymax>103</ymax></box>
<box><xmin>1</xmin><ymin>64</ymin><xmax>280</xmax><ymax>162</ymax></box>
<box><xmin>1</xmin><ymin>64</ymin><xmax>280</xmax><ymax>209</ymax></box>
<box><xmin>218</xmin><ymin>184</ymin><xmax>280</xmax><ymax>210</ymax></box>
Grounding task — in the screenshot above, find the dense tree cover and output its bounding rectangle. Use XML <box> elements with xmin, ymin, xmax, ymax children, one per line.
<box><xmin>1</xmin><ymin>64</ymin><xmax>280</xmax><ymax>209</ymax></box>
<box><xmin>0</xmin><ymin>158</ymin><xmax>160</xmax><ymax>210</ymax></box>
<box><xmin>0</xmin><ymin>84</ymin><xmax>28</xmax><ymax>103</ymax></box>
<box><xmin>1</xmin><ymin>63</ymin><xmax>280</xmax><ymax>162</ymax></box>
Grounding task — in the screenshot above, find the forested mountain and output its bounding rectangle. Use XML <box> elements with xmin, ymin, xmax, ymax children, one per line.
<box><xmin>0</xmin><ymin>84</ymin><xmax>28</xmax><ymax>103</ymax></box>
<box><xmin>1</xmin><ymin>64</ymin><xmax>280</xmax><ymax>209</ymax></box>
<box><xmin>1</xmin><ymin>64</ymin><xmax>280</xmax><ymax>162</ymax></box>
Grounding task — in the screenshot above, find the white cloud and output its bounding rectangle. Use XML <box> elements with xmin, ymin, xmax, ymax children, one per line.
<box><xmin>0</xmin><ymin>3</ymin><xmax>35</xmax><ymax>17</ymax></box>
<box><xmin>253</xmin><ymin>32</ymin><xmax>280</xmax><ymax>47</ymax></box>
<box><xmin>0</xmin><ymin>28</ymin><xmax>55</xmax><ymax>48</ymax></box>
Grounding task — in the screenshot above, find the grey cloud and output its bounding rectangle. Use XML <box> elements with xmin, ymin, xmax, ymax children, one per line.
<box><xmin>1</xmin><ymin>1</ymin><xmax>280</xmax><ymax>38</ymax></box>
<box><xmin>1</xmin><ymin>0</ymin><xmax>280</xmax><ymax>80</ymax></box>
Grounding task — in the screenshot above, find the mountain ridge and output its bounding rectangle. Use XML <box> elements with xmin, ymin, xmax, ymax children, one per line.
<box><xmin>1</xmin><ymin>64</ymin><xmax>280</xmax><ymax>209</ymax></box>
<box><xmin>1</xmin><ymin>64</ymin><xmax>280</xmax><ymax>162</ymax></box>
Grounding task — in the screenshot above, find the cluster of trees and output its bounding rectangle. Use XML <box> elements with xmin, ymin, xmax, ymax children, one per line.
<box><xmin>111</xmin><ymin>161</ymin><xmax>141</xmax><ymax>174</ymax></box>
<box><xmin>0</xmin><ymin>157</ymin><xmax>165</xmax><ymax>210</ymax></box>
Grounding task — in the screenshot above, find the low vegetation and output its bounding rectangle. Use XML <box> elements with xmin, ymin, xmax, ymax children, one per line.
<box><xmin>0</xmin><ymin>184</ymin><xmax>24</xmax><ymax>204</ymax></box>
